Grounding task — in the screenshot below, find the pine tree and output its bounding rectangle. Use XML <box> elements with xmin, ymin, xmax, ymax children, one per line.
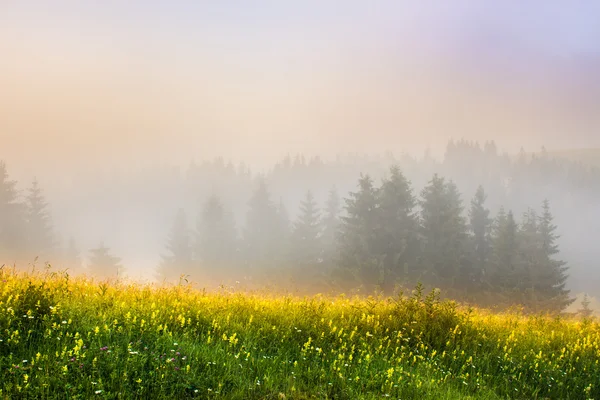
<box><xmin>196</xmin><ymin>194</ymin><xmax>238</xmax><ymax>275</ymax></box>
<box><xmin>537</xmin><ymin>200</ymin><xmax>574</xmax><ymax>311</ymax></box>
<box><xmin>336</xmin><ymin>174</ymin><xmax>381</xmax><ymax>288</ymax></box>
<box><xmin>419</xmin><ymin>174</ymin><xmax>469</xmax><ymax>289</ymax></box>
<box><xmin>0</xmin><ymin>161</ymin><xmax>26</xmax><ymax>263</ymax></box>
<box><xmin>488</xmin><ymin>209</ymin><xmax>521</xmax><ymax>295</ymax></box>
<box><xmin>88</xmin><ymin>243</ymin><xmax>122</xmax><ymax>280</ymax></box>
<box><xmin>63</xmin><ymin>236</ymin><xmax>83</xmax><ymax>275</ymax></box>
<box><xmin>376</xmin><ymin>165</ymin><xmax>419</xmax><ymax>290</ymax></box>
<box><xmin>518</xmin><ymin>208</ymin><xmax>541</xmax><ymax>294</ymax></box>
<box><xmin>321</xmin><ymin>186</ymin><xmax>341</xmax><ymax>266</ymax></box>
<box><xmin>242</xmin><ymin>178</ymin><xmax>281</xmax><ymax>269</ymax></box>
<box><xmin>578</xmin><ymin>294</ymin><xmax>593</xmax><ymax>319</ymax></box>
<box><xmin>158</xmin><ymin>208</ymin><xmax>193</xmax><ymax>282</ymax></box>
<box><xmin>290</xmin><ymin>190</ymin><xmax>322</xmax><ymax>267</ymax></box>
<box><xmin>24</xmin><ymin>178</ymin><xmax>57</xmax><ymax>263</ymax></box>
<box><xmin>468</xmin><ymin>185</ymin><xmax>492</xmax><ymax>287</ymax></box>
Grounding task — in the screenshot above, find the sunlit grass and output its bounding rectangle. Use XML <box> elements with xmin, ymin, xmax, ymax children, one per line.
<box><xmin>1</xmin><ymin>266</ymin><xmax>598</xmax><ymax>399</ymax></box>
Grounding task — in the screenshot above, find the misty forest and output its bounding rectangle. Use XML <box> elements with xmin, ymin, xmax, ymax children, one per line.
<box><xmin>2</xmin><ymin>139</ymin><xmax>598</xmax><ymax>314</ymax></box>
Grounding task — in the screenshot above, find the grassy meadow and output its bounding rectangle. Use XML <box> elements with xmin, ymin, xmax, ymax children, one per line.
<box><xmin>1</xmin><ymin>266</ymin><xmax>599</xmax><ymax>399</ymax></box>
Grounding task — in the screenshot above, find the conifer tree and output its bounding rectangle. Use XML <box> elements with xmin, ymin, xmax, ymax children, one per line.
<box><xmin>489</xmin><ymin>209</ymin><xmax>520</xmax><ymax>293</ymax></box>
<box><xmin>336</xmin><ymin>174</ymin><xmax>381</xmax><ymax>288</ymax></box>
<box><xmin>242</xmin><ymin>178</ymin><xmax>281</xmax><ymax>269</ymax></box>
<box><xmin>376</xmin><ymin>165</ymin><xmax>419</xmax><ymax>289</ymax></box>
<box><xmin>158</xmin><ymin>208</ymin><xmax>193</xmax><ymax>282</ymax></box>
<box><xmin>88</xmin><ymin>243</ymin><xmax>122</xmax><ymax>280</ymax></box>
<box><xmin>0</xmin><ymin>161</ymin><xmax>26</xmax><ymax>263</ymax></box>
<box><xmin>537</xmin><ymin>199</ymin><xmax>573</xmax><ymax>311</ymax></box>
<box><xmin>419</xmin><ymin>174</ymin><xmax>469</xmax><ymax>289</ymax></box>
<box><xmin>24</xmin><ymin>178</ymin><xmax>57</xmax><ymax>262</ymax></box>
<box><xmin>578</xmin><ymin>294</ymin><xmax>593</xmax><ymax>319</ymax></box>
<box><xmin>290</xmin><ymin>190</ymin><xmax>322</xmax><ymax>267</ymax></box>
<box><xmin>468</xmin><ymin>185</ymin><xmax>492</xmax><ymax>286</ymax></box>
<box><xmin>196</xmin><ymin>194</ymin><xmax>238</xmax><ymax>273</ymax></box>
<box><xmin>63</xmin><ymin>236</ymin><xmax>83</xmax><ymax>275</ymax></box>
<box><xmin>321</xmin><ymin>186</ymin><xmax>341</xmax><ymax>266</ymax></box>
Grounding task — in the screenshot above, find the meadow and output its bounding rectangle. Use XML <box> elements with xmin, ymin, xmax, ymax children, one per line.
<box><xmin>1</xmin><ymin>266</ymin><xmax>598</xmax><ymax>399</ymax></box>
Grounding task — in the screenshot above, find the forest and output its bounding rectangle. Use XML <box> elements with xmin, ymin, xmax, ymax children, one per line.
<box><xmin>1</xmin><ymin>139</ymin><xmax>599</xmax><ymax>313</ymax></box>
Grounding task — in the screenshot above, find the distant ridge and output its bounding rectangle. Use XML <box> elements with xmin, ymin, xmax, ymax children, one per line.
<box><xmin>547</xmin><ymin>148</ymin><xmax>600</xmax><ymax>168</ymax></box>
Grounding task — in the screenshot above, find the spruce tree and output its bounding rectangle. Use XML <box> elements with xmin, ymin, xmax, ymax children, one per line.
<box><xmin>578</xmin><ymin>294</ymin><xmax>593</xmax><ymax>319</ymax></box>
<box><xmin>376</xmin><ymin>165</ymin><xmax>419</xmax><ymax>290</ymax></box>
<box><xmin>242</xmin><ymin>178</ymin><xmax>281</xmax><ymax>269</ymax></box>
<box><xmin>468</xmin><ymin>185</ymin><xmax>492</xmax><ymax>287</ymax></box>
<box><xmin>88</xmin><ymin>243</ymin><xmax>122</xmax><ymax>280</ymax></box>
<box><xmin>321</xmin><ymin>186</ymin><xmax>341</xmax><ymax>266</ymax></box>
<box><xmin>336</xmin><ymin>174</ymin><xmax>381</xmax><ymax>288</ymax></box>
<box><xmin>537</xmin><ymin>200</ymin><xmax>573</xmax><ymax>311</ymax></box>
<box><xmin>489</xmin><ymin>209</ymin><xmax>521</xmax><ymax>295</ymax></box>
<box><xmin>64</xmin><ymin>236</ymin><xmax>83</xmax><ymax>275</ymax></box>
<box><xmin>24</xmin><ymin>178</ymin><xmax>57</xmax><ymax>263</ymax></box>
<box><xmin>196</xmin><ymin>194</ymin><xmax>238</xmax><ymax>275</ymax></box>
<box><xmin>290</xmin><ymin>190</ymin><xmax>322</xmax><ymax>267</ymax></box>
<box><xmin>419</xmin><ymin>174</ymin><xmax>469</xmax><ymax>289</ymax></box>
<box><xmin>0</xmin><ymin>161</ymin><xmax>26</xmax><ymax>263</ymax></box>
<box><xmin>158</xmin><ymin>208</ymin><xmax>193</xmax><ymax>282</ymax></box>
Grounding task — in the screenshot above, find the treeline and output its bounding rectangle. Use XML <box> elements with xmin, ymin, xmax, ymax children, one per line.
<box><xmin>1</xmin><ymin>139</ymin><xmax>596</xmax><ymax>312</ymax></box>
<box><xmin>155</xmin><ymin>165</ymin><xmax>572</xmax><ymax>312</ymax></box>
<box><xmin>0</xmin><ymin>161</ymin><xmax>114</xmax><ymax>276</ymax></box>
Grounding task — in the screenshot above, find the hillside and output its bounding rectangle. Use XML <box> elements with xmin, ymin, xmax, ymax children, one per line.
<box><xmin>1</xmin><ymin>268</ymin><xmax>599</xmax><ymax>399</ymax></box>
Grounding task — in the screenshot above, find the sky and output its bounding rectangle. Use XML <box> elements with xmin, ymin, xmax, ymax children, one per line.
<box><xmin>1</xmin><ymin>1</ymin><xmax>600</xmax><ymax>180</ymax></box>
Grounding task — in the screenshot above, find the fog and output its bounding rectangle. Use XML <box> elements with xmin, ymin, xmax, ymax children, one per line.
<box><xmin>1</xmin><ymin>2</ymin><xmax>599</xmax><ymax>310</ymax></box>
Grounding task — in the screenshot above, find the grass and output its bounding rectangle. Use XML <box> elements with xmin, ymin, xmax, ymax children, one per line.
<box><xmin>1</xmin><ymin>266</ymin><xmax>599</xmax><ymax>399</ymax></box>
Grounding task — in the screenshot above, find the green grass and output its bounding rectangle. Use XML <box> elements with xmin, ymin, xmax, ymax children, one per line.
<box><xmin>1</xmin><ymin>267</ymin><xmax>599</xmax><ymax>399</ymax></box>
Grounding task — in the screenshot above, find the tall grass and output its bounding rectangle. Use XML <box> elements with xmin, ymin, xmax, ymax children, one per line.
<box><xmin>1</xmin><ymin>266</ymin><xmax>598</xmax><ymax>399</ymax></box>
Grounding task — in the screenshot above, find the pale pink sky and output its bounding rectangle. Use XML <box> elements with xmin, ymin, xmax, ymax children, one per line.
<box><xmin>1</xmin><ymin>1</ymin><xmax>599</xmax><ymax>180</ymax></box>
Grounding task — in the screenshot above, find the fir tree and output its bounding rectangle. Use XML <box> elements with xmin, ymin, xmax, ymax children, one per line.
<box><xmin>336</xmin><ymin>174</ymin><xmax>381</xmax><ymax>288</ymax></box>
<box><xmin>196</xmin><ymin>194</ymin><xmax>238</xmax><ymax>274</ymax></box>
<box><xmin>158</xmin><ymin>208</ymin><xmax>193</xmax><ymax>282</ymax></box>
<box><xmin>537</xmin><ymin>200</ymin><xmax>573</xmax><ymax>311</ymax></box>
<box><xmin>321</xmin><ymin>186</ymin><xmax>341</xmax><ymax>266</ymax></box>
<box><xmin>24</xmin><ymin>178</ymin><xmax>57</xmax><ymax>262</ymax></box>
<box><xmin>468</xmin><ymin>185</ymin><xmax>492</xmax><ymax>286</ymax></box>
<box><xmin>578</xmin><ymin>294</ymin><xmax>593</xmax><ymax>319</ymax></box>
<box><xmin>419</xmin><ymin>174</ymin><xmax>469</xmax><ymax>289</ymax></box>
<box><xmin>88</xmin><ymin>243</ymin><xmax>122</xmax><ymax>280</ymax></box>
<box><xmin>489</xmin><ymin>209</ymin><xmax>521</xmax><ymax>294</ymax></box>
<box><xmin>0</xmin><ymin>161</ymin><xmax>26</xmax><ymax>263</ymax></box>
<box><xmin>290</xmin><ymin>190</ymin><xmax>322</xmax><ymax>267</ymax></box>
<box><xmin>63</xmin><ymin>236</ymin><xmax>82</xmax><ymax>275</ymax></box>
<box><xmin>242</xmin><ymin>178</ymin><xmax>281</xmax><ymax>269</ymax></box>
<box><xmin>376</xmin><ymin>165</ymin><xmax>419</xmax><ymax>290</ymax></box>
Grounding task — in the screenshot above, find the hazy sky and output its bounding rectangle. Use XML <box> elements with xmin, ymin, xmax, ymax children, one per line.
<box><xmin>2</xmin><ymin>1</ymin><xmax>600</xmax><ymax>180</ymax></box>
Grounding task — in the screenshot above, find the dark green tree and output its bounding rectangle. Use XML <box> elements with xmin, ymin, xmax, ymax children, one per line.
<box><xmin>320</xmin><ymin>186</ymin><xmax>341</xmax><ymax>266</ymax></box>
<box><xmin>196</xmin><ymin>194</ymin><xmax>238</xmax><ymax>275</ymax></box>
<box><xmin>0</xmin><ymin>161</ymin><xmax>26</xmax><ymax>263</ymax></box>
<box><xmin>242</xmin><ymin>178</ymin><xmax>282</xmax><ymax>269</ymax></box>
<box><xmin>63</xmin><ymin>236</ymin><xmax>83</xmax><ymax>275</ymax></box>
<box><xmin>336</xmin><ymin>174</ymin><xmax>381</xmax><ymax>288</ymax></box>
<box><xmin>578</xmin><ymin>294</ymin><xmax>593</xmax><ymax>319</ymax></box>
<box><xmin>488</xmin><ymin>208</ymin><xmax>521</xmax><ymax>294</ymax></box>
<box><xmin>88</xmin><ymin>243</ymin><xmax>122</xmax><ymax>280</ymax></box>
<box><xmin>24</xmin><ymin>178</ymin><xmax>57</xmax><ymax>263</ymax></box>
<box><xmin>418</xmin><ymin>174</ymin><xmax>469</xmax><ymax>289</ymax></box>
<box><xmin>468</xmin><ymin>185</ymin><xmax>492</xmax><ymax>287</ymax></box>
<box><xmin>376</xmin><ymin>165</ymin><xmax>419</xmax><ymax>290</ymax></box>
<box><xmin>290</xmin><ymin>190</ymin><xmax>322</xmax><ymax>267</ymax></box>
<box><xmin>158</xmin><ymin>208</ymin><xmax>193</xmax><ymax>282</ymax></box>
<box><xmin>536</xmin><ymin>200</ymin><xmax>573</xmax><ymax>311</ymax></box>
